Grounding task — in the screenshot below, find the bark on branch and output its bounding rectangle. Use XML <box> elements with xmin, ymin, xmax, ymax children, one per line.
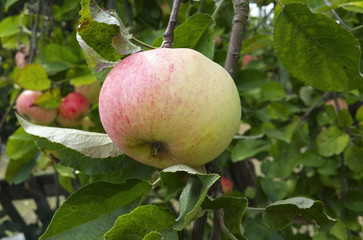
<box><xmin>161</xmin><ymin>0</ymin><xmax>182</xmax><ymax>48</ymax></box>
<box><xmin>224</xmin><ymin>0</ymin><xmax>249</xmax><ymax>79</ymax></box>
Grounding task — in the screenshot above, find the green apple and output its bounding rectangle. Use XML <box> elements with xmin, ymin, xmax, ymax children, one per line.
<box><xmin>16</xmin><ymin>90</ymin><xmax>57</xmax><ymax>125</ymax></box>
<box><xmin>74</xmin><ymin>80</ymin><xmax>101</xmax><ymax>105</ymax></box>
<box><xmin>99</xmin><ymin>48</ymin><xmax>241</xmax><ymax>169</ymax></box>
<box><xmin>57</xmin><ymin>92</ymin><xmax>90</xmax><ymax>127</ymax></box>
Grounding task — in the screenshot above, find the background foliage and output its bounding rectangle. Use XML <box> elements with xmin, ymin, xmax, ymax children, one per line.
<box><xmin>1</xmin><ymin>0</ymin><xmax>363</xmax><ymax>239</ymax></box>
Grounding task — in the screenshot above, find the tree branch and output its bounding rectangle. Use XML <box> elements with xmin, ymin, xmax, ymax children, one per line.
<box><xmin>161</xmin><ymin>0</ymin><xmax>182</xmax><ymax>48</ymax></box>
<box><xmin>224</xmin><ymin>0</ymin><xmax>249</xmax><ymax>79</ymax></box>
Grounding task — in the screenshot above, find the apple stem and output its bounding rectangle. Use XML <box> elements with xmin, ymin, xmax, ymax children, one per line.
<box><xmin>152</xmin><ymin>142</ymin><xmax>163</xmax><ymax>158</ymax></box>
<box><xmin>161</xmin><ymin>0</ymin><xmax>182</xmax><ymax>48</ymax></box>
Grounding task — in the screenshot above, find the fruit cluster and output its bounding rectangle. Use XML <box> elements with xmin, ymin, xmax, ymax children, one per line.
<box><xmin>16</xmin><ymin>82</ymin><xmax>100</xmax><ymax>127</ymax></box>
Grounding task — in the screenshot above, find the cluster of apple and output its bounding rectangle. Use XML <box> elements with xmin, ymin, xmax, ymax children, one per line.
<box><xmin>16</xmin><ymin>81</ymin><xmax>100</xmax><ymax>127</ymax></box>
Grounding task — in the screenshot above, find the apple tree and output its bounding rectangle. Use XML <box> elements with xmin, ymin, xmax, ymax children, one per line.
<box><xmin>1</xmin><ymin>0</ymin><xmax>363</xmax><ymax>239</ymax></box>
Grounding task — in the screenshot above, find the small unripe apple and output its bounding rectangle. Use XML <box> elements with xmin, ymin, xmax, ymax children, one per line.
<box><xmin>221</xmin><ymin>177</ymin><xmax>233</xmax><ymax>194</ymax></box>
<box><xmin>325</xmin><ymin>98</ymin><xmax>348</xmax><ymax>112</ymax></box>
<box><xmin>57</xmin><ymin>92</ymin><xmax>90</xmax><ymax>127</ymax></box>
<box><xmin>74</xmin><ymin>80</ymin><xmax>101</xmax><ymax>105</ymax></box>
<box><xmin>99</xmin><ymin>48</ymin><xmax>241</xmax><ymax>169</ymax></box>
<box><xmin>16</xmin><ymin>90</ymin><xmax>57</xmax><ymax>125</ymax></box>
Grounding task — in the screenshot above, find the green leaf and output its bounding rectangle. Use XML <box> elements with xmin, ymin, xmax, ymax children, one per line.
<box><xmin>104</xmin><ymin>205</ymin><xmax>175</xmax><ymax>240</ymax></box>
<box><xmin>16</xmin><ymin>114</ymin><xmax>138</xmax><ymax>175</ymax></box>
<box><xmin>231</xmin><ymin>139</ymin><xmax>271</xmax><ymax>162</ymax></box>
<box><xmin>17</xmin><ymin>114</ymin><xmax>122</xmax><ymax>159</ymax></box>
<box><xmin>0</xmin><ymin>15</ymin><xmax>20</xmax><ymax>37</ymax></box>
<box><xmin>262</xmin><ymin>119</ymin><xmax>299</xmax><ymax>143</ymax></box>
<box><xmin>330</xmin><ymin>220</ymin><xmax>346</xmax><ymax>240</ymax></box>
<box><xmin>37</xmin><ymin>44</ymin><xmax>81</xmax><ymax>72</ymax></box>
<box><xmin>33</xmin><ymin>88</ymin><xmax>62</xmax><ymax>109</ymax></box>
<box><xmin>143</xmin><ymin>232</ymin><xmax>163</xmax><ymax>240</ymax></box>
<box><xmin>265</xmin><ymin>197</ymin><xmax>337</xmax><ymax>231</ymax></box>
<box><xmin>5</xmin><ymin>156</ymin><xmax>38</xmax><ymax>184</ymax></box>
<box><xmin>16</xmin><ymin>64</ymin><xmax>51</xmax><ymax>91</ymax></box>
<box><xmin>337</xmin><ymin>109</ymin><xmax>353</xmax><ymax>128</ymax></box>
<box><xmin>316</xmin><ymin>126</ymin><xmax>349</xmax><ymax>157</ymax></box>
<box><xmin>274</xmin><ymin>3</ymin><xmax>363</xmax><ymax>91</ymax></box>
<box><xmin>202</xmin><ymin>194</ymin><xmax>248</xmax><ymax>239</ymax></box>
<box><xmin>341</xmin><ymin>2</ymin><xmax>363</xmax><ymax>13</ymax></box>
<box><xmin>77</xmin><ymin>0</ymin><xmax>141</xmax><ymax>71</ymax></box>
<box><xmin>344</xmin><ymin>142</ymin><xmax>363</xmax><ymax>172</ymax></box>
<box><xmin>345</xmin><ymin>190</ymin><xmax>363</xmax><ymax>213</ymax></box>
<box><xmin>241</xmin><ymin>34</ymin><xmax>274</xmax><ymax>54</ymax></box>
<box><xmin>6</xmin><ymin>127</ymin><xmax>39</xmax><ymax>160</ymax></box>
<box><xmin>67</xmin><ymin>65</ymin><xmax>98</xmax><ymax>86</ymax></box>
<box><xmin>153</xmin><ymin>13</ymin><xmax>215</xmax><ymax>58</ymax></box>
<box><xmin>40</xmin><ymin>180</ymin><xmax>151</xmax><ymax>240</ymax></box>
<box><xmin>260</xmin><ymin>178</ymin><xmax>288</xmax><ymax>202</ymax></box>
<box><xmin>4</xmin><ymin>0</ymin><xmax>20</xmax><ymax>11</ymax></box>
<box><xmin>356</xmin><ymin>105</ymin><xmax>363</xmax><ymax>121</ymax></box>
<box><xmin>261</xmin><ymin>81</ymin><xmax>286</xmax><ymax>101</ymax></box>
<box><xmin>160</xmin><ymin>165</ymin><xmax>219</xmax><ymax>231</ymax></box>
<box><xmin>236</xmin><ymin>69</ymin><xmax>269</xmax><ymax>92</ymax></box>
<box><xmin>267</xmin><ymin>102</ymin><xmax>290</xmax><ymax>121</ymax></box>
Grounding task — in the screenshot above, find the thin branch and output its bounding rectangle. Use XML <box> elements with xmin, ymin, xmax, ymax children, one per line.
<box><xmin>212</xmin><ymin>0</ymin><xmax>226</xmax><ymax>19</ymax></box>
<box><xmin>224</xmin><ymin>0</ymin><xmax>249</xmax><ymax>79</ymax></box>
<box><xmin>28</xmin><ymin>0</ymin><xmax>41</xmax><ymax>64</ymax></box>
<box><xmin>0</xmin><ymin>89</ymin><xmax>22</xmax><ymax>132</ymax></box>
<box><xmin>191</xmin><ymin>212</ymin><xmax>208</xmax><ymax>240</ymax></box>
<box><xmin>234</xmin><ymin>134</ymin><xmax>264</xmax><ymax>140</ymax></box>
<box><xmin>298</xmin><ymin>92</ymin><xmax>330</xmax><ymax>125</ymax></box>
<box><xmin>246</xmin><ymin>207</ymin><xmax>266</xmax><ymax>213</ymax></box>
<box><xmin>161</xmin><ymin>0</ymin><xmax>182</xmax><ymax>48</ymax></box>
<box><xmin>197</xmin><ymin>0</ymin><xmax>205</xmax><ymax>13</ymax></box>
<box><xmin>340</xmin><ymin>153</ymin><xmax>348</xmax><ymax>218</ymax></box>
<box><xmin>324</xmin><ymin>0</ymin><xmax>352</xmax><ymax>31</ymax></box>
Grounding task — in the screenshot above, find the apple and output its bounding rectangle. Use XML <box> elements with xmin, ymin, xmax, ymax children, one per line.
<box><xmin>57</xmin><ymin>92</ymin><xmax>90</xmax><ymax>127</ymax></box>
<box><xmin>221</xmin><ymin>177</ymin><xmax>233</xmax><ymax>194</ymax></box>
<box><xmin>74</xmin><ymin>80</ymin><xmax>101</xmax><ymax>105</ymax></box>
<box><xmin>325</xmin><ymin>98</ymin><xmax>348</xmax><ymax>112</ymax></box>
<box><xmin>99</xmin><ymin>48</ymin><xmax>241</xmax><ymax>169</ymax></box>
<box><xmin>16</xmin><ymin>90</ymin><xmax>57</xmax><ymax>125</ymax></box>
<box><xmin>15</xmin><ymin>51</ymin><xmax>26</xmax><ymax>69</ymax></box>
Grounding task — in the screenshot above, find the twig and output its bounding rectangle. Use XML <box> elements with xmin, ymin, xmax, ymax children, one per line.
<box><xmin>246</xmin><ymin>207</ymin><xmax>266</xmax><ymax>213</ymax></box>
<box><xmin>28</xmin><ymin>0</ymin><xmax>41</xmax><ymax>64</ymax></box>
<box><xmin>0</xmin><ymin>89</ymin><xmax>22</xmax><ymax>132</ymax></box>
<box><xmin>298</xmin><ymin>92</ymin><xmax>330</xmax><ymax>125</ymax></box>
<box><xmin>324</xmin><ymin>0</ymin><xmax>352</xmax><ymax>31</ymax></box>
<box><xmin>340</xmin><ymin>153</ymin><xmax>348</xmax><ymax>218</ymax></box>
<box><xmin>224</xmin><ymin>0</ymin><xmax>249</xmax><ymax>79</ymax></box>
<box><xmin>191</xmin><ymin>212</ymin><xmax>208</xmax><ymax>240</ymax></box>
<box><xmin>212</xmin><ymin>0</ymin><xmax>226</xmax><ymax>19</ymax></box>
<box><xmin>161</xmin><ymin>0</ymin><xmax>182</xmax><ymax>48</ymax></box>
<box><xmin>197</xmin><ymin>0</ymin><xmax>205</xmax><ymax>13</ymax></box>
<box><xmin>234</xmin><ymin>134</ymin><xmax>264</xmax><ymax>140</ymax></box>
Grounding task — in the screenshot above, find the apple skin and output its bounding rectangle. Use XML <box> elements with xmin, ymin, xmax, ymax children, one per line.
<box><xmin>221</xmin><ymin>177</ymin><xmax>233</xmax><ymax>194</ymax></box>
<box><xmin>57</xmin><ymin>92</ymin><xmax>90</xmax><ymax>127</ymax></box>
<box><xmin>16</xmin><ymin>90</ymin><xmax>57</xmax><ymax>125</ymax></box>
<box><xmin>325</xmin><ymin>98</ymin><xmax>348</xmax><ymax>112</ymax></box>
<box><xmin>99</xmin><ymin>48</ymin><xmax>241</xmax><ymax>169</ymax></box>
<box><xmin>74</xmin><ymin>80</ymin><xmax>101</xmax><ymax>105</ymax></box>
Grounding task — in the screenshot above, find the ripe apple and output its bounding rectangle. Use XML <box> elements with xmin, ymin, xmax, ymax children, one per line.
<box><xmin>99</xmin><ymin>48</ymin><xmax>241</xmax><ymax>169</ymax></box>
<box><xmin>325</xmin><ymin>98</ymin><xmax>348</xmax><ymax>112</ymax></box>
<box><xmin>57</xmin><ymin>92</ymin><xmax>90</xmax><ymax>127</ymax></box>
<box><xmin>221</xmin><ymin>177</ymin><xmax>233</xmax><ymax>194</ymax></box>
<box><xmin>16</xmin><ymin>90</ymin><xmax>57</xmax><ymax>125</ymax></box>
<box><xmin>74</xmin><ymin>80</ymin><xmax>101</xmax><ymax>105</ymax></box>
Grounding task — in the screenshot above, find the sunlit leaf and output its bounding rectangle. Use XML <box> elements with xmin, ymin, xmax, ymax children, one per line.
<box><xmin>16</xmin><ymin>64</ymin><xmax>51</xmax><ymax>91</ymax></box>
